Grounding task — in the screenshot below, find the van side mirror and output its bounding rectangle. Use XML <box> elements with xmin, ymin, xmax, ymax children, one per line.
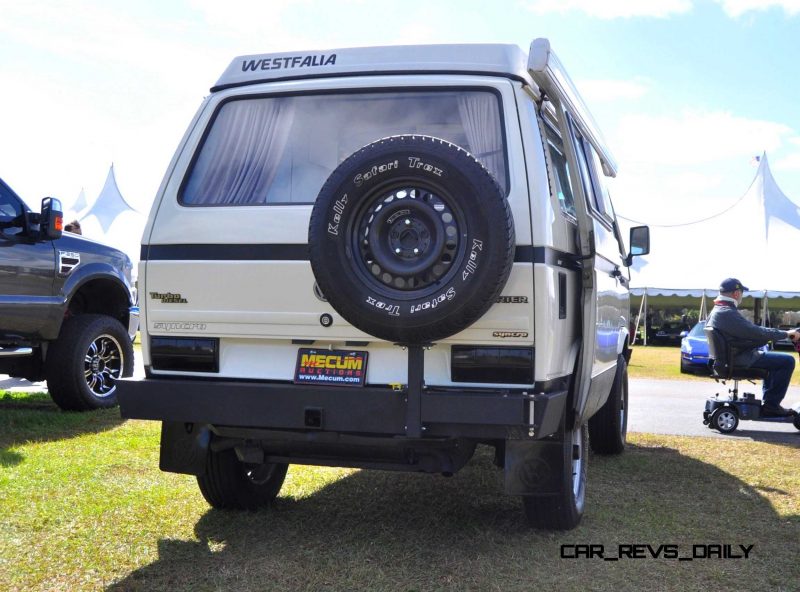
<box><xmin>625</xmin><ymin>225</ymin><xmax>649</xmax><ymax>266</ymax></box>
<box><xmin>39</xmin><ymin>197</ymin><xmax>63</xmax><ymax>240</ymax></box>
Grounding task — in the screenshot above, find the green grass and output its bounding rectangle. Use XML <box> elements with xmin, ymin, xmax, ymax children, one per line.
<box><xmin>1</xmin><ymin>393</ymin><xmax>798</xmax><ymax>591</ymax></box>
<box><xmin>628</xmin><ymin>344</ymin><xmax>800</xmax><ymax>385</ymax></box>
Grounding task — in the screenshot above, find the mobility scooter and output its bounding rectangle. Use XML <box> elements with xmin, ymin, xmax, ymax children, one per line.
<box><xmin>702</xmin><ymin>326</ymin><xmax>800</xmax><ymax>434</ymax></box>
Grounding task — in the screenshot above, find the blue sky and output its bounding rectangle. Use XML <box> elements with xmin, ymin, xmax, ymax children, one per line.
<box><xmin>1</xmin><ymin>0</ymin><xmax>799</xmax><ymax>232</ymax></box>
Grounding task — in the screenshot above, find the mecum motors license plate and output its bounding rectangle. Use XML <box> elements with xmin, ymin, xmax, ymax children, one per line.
<box><xmin>294</xmin><ymin>348</ymin><xmax>368</xmax><ymax>387</ymax></box>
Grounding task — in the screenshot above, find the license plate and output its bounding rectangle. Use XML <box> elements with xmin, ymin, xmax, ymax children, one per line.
<box><xmin>294</xmin><ymin>348</ymin><xmax>368</xmax><ymax>387</ymax></box>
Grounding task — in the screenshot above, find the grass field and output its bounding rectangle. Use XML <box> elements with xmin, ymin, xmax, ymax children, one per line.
<box><xmin>1</xmin><ymin>389</ymin><xmax>798</xmax><ymax>592</ymax></box>
<box><xmin>628</xmin><ymin>344</ymin><xmax>800</xmax><ymax>385</ymax></box>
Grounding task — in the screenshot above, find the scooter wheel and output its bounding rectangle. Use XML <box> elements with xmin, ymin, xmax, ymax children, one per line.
<box><xmin>711</xmin><ymin>407</ymin><xmax>739</xmax><ymax>434</ymax></box>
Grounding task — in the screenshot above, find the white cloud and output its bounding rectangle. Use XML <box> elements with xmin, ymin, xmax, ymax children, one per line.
<box><xmin>775</xmin><ymin>153</ymin><xmax>800</xmax><ymax>171</ymax></box>
<box><xmin>714</xmin><ymin>0</ymin><xmax>800</xmax><ymax>17</ymax></box>
<box><xmin>523</xmin><ymin>0</ymin><xmax>692</xmax><ymax>19</ymax></box>
<box><xmin>576</xmin><ymin>78</ymin><xmax>651</xmax><ymax>102</ymax></box>
<box><xmin>612</xmin><ymin>110</ymin><xmax>795</xmax><ymax>166</ymax></box>
<box><xmin>606</xmin><ymin>111</ymin><xmax>800</xmax><ymax>225</ymax></box>
<box><xmin>523</xmin><ymin>0</ymin><xmax>800</xmax><ymax>19</ymax></box>
<box><xmin>186</xmin><ymin>0</ymin><xmax>316</xmax><ymax>47</ymax></box>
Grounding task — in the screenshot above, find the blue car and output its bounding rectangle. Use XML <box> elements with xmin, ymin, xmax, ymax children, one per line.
<box><xmin>680</xmin><ymin>321</ymin><xmax>710</xmax><ymax>374</ymax></box>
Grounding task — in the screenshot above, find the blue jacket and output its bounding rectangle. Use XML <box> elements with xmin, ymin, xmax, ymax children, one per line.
<box><xmin>706</xmin><ymin>300</ymin><xmax>788</xmax><ymax>367</ymax></box>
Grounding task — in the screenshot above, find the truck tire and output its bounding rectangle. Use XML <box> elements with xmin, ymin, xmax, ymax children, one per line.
<box><xmin>309</xmin><ymin>135</ymin><xmax>514</xmax><ymax>344</ymax></box>
<box><xmin>588</xmin><ymin>355</ymin><xmax>628</xmax><ymax>454</ymax></box>
<box><xmin>197</xmin><ymin>448</ymin><xmax>288</xmax><ymax>510</ymax></box>
<box><xmin>522</xmin><ymin>421</ymin><xmax>587</xmax><ymax>530</ymax></box>
<box><xmin>46</xmin><ymin>314</ymin><xmax>134</xmax><ymax>411</ymax></box>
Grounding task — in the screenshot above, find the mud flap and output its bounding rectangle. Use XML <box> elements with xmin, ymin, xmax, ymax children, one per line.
<box><xmin>159</xmin><ymin>421</ymin><xmax>211</xmax><ymax>476</ymax></box>
<box><xmin>503</xmin><ymin>438</ymin><xmax>566</xmax><ymax>496</ymax></box>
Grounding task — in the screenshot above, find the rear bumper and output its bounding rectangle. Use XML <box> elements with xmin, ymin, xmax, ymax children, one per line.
<box><xmin>117</xmin><ymin>377</ymin><xmax>567</xmax><ymax>441</ymax></box>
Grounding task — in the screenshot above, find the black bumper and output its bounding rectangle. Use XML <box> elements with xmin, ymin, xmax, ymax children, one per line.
<box><xmin>117</xmin><ymin>377</ymin><xmax>567</xmax><ymax>440</ymax></box>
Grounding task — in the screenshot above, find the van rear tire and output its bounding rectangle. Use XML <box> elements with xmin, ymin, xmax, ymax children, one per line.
<box><xmin>197</xmin><ymin>448</ymin><xmax>288</xmax><ymax>510</ymax></box>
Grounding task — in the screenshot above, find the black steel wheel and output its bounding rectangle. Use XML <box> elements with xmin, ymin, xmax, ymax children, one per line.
<box><xmin>309</xmin><ymin>135</ymin><xmax>514</xmax><ymax>344</ymax></box>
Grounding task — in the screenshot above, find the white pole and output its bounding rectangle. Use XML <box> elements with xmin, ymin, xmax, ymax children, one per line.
<box><xmin>699</xmin><ymin>292</ymin><xmax>707</xmax><ymax>321</ymax></box>
<box><xmin>643</xmin><ymin>289</ymin><xmax>649</xmax><ymax>346</ymax></box>
<box><xmin>634</xmin><ymin>292</ymin><xmax>646</xmax><ymax>345</ymax></box>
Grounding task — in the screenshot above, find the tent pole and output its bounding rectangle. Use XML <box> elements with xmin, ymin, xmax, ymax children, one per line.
<box><xmin>699</xmin><ymin>293</ymin><xmax>707</xmax><ymax>321</ymax></box>
<box><xmin>634</xmin><ymin>291</ymin><xmax>646</xmax><ymax>345</ymax></box>
<box><xmin>643</xmin><ymin>289</ymin><xmax>648</xmax><ymax>346</ymax></box>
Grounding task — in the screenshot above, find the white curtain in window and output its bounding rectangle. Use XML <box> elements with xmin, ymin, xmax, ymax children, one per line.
<box><xmin>184</xmin><ymin>98</ymin><xmax>296</xmax><ymax>205</ymax></box>
<box><xmin>457</xmin><ymin>94</ymin><xmax>506</xmax><ymax>190</ymax></box>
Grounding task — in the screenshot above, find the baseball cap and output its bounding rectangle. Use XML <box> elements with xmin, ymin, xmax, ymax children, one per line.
<box><xmin>719</xmin><ymin>278</ymin><xmax>748</xmax><ymax>292</ymax></box>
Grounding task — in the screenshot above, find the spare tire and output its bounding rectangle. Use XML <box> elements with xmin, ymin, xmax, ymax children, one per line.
<box><xmin>309</xmin><ymin>135</ymin><xmax>514</xmax><ymax>344</ymax></box>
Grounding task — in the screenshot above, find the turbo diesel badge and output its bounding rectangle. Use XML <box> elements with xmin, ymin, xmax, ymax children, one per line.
<box><xmin>150</xmin><ymin>291</ymin><xmax>188</xmax><ymax>304</ymax></box>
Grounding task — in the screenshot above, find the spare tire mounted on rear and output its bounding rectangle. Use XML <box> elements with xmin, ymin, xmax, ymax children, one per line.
<box><xmin>309</xmin><ymin>135</ymin><xmax>514</xmax><ymax>344</ymax></box>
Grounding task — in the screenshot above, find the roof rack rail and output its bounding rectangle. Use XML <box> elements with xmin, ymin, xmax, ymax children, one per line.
<box><xmin>528</xmin><ymin>38</ymin><xmax>618</xmax><ymax>177</ymax></box>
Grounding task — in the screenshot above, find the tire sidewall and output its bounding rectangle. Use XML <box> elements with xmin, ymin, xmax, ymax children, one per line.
<box><xmin>617</xmin><ymin>358</ymin><xmax>629</xmax><ymax>444</ymax></box>
<box><xmin>309</xmin><ymin>136</ymin><xmax>513</xmax><ymax>343</ymax></box>
<box><xmin>567</xmin><ymin>422</ymin><xmax>588</xmax><ymax>518</ymax></box>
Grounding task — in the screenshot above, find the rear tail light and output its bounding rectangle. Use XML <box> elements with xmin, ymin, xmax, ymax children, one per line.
<box><xmin>450</xmin><ymin>346</ymin><xmax>533</xmax><ymax>384</ymax></box>
<box><xmin>150</xmin><ymin>337</ymin><xmax>219</xmax><ymax>373</ymax></box>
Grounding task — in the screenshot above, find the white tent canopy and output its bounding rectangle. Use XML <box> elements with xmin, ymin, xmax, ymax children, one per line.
<box><xmin>631</xmin><ymin>154</ymin><xmax>800</xmax><ymax>299</ymax></box>
<box><xmin>75</xmin><ymin>164</ymin><xmax>147</xmax><ymax>269</ymax></box>
<box><xmin>81</xmin><ymin>164</ymin><xmax>139</xmax><ymax>232</ymax></box>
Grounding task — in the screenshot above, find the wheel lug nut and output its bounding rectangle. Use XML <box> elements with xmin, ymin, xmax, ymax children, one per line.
<box><xmin>404</xmin><ymin>219</ymin><xmax>411</xmax><ymax>225</ymax></box>
<box><xmin>395</xmin><ymin>248</ymin><xmax>401</xmax><ymax>254</ymax></box>
<box><xmin>413</xmin><ymin>248</ymin><xmax>419</xmax><ymax>254</ymax></box>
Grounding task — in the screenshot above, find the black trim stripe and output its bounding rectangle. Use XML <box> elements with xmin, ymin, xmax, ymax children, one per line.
<box><xmin>142</xmin><ymin>243</ymin><xmax>582</xmax><ymax>270</ymax></box>
<box><xmin>516</xmin><ymin>246</ymin><xmax>582</xmax><ymax>271</ymax></box>
<box><xmin>143</xmin><ymin>244</ymin><xmax>309</xmax><ymax>261</ymax></box>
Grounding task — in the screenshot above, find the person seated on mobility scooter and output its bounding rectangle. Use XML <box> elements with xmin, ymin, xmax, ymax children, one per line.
<box><xmin>703</xmin><ymin>278</ymin><xmax>800</xmax><ymax>432</ymax></box>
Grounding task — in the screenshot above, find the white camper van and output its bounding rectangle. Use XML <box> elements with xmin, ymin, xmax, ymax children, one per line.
<box><xmin>118</xmin><ymin>38</ymin><xmax>649</xmax><ymax>530</ymax></box>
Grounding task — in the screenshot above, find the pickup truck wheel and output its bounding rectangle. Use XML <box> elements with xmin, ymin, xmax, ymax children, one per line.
<box><xmin>522</xmin><ymin>422</ymin><xmax>587</xmax><ymax>530</ymax></box>
<box><xmin>588</xmin><ymin>355</ymin><xmax>628</xmax><ymax>454</ymax></box>
<box><xmin>197</xmin><ymin>448</ymin><xmax>288</xmax><ymax>510</ymax></box>
<box><xmin>309</xmin><ymin>135</ymin><xmax>514</xmax><ymax>344</ymax></box>
<box><xmin>46</xmin><ymin>314</ymin><xmax>134</xmax><ymax>411</ymax></box>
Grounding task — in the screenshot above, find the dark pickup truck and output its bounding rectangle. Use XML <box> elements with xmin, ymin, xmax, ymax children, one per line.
<box><xmin>0</xmin><ymin>177</ymin><xmax>138</xmax><ymax>410</ymax></box>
